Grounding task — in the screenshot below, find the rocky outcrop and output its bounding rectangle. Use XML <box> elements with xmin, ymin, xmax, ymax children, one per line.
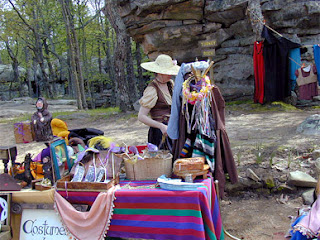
<box><xmin>0</xmin><ymin>64</ymin><xmax>27</xmax><ymax>100</ymax></box>
<box><xmin>118</xmin><ymin>0</ymin><xmax>320</xmax><ymax>97</ymax></box>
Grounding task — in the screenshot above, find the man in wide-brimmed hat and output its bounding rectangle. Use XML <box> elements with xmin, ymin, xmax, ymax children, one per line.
<box><xmin>138</xmin><ymin>54</ymin><xmax>180</xmax><ymax>149</ymax></box>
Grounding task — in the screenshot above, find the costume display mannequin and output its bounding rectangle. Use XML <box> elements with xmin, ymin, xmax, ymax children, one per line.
<box><xmin>167</xmin><ymin>61</ymin><xmax>238</xmax><ymax>198</ymax></box>
<box><xmin>31</xmin><ymin>97</ymin><xmax>53</xmax><ymax>142</ymax></box>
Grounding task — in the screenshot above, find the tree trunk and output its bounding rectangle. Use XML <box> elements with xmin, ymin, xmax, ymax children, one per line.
<box><xmin>59</xmin><ymin>0</ymin><xmax>87</xmax><ymax>109</ymax></box>
<box><xmin>43</xmin><ymin>39</ymin><xmax>56</xmax><ymax>96</ymax></box>
<box><xmin>4</xmin><ymin>40</ymin><xmax>21</xmax><ymax>98</ymax></box>
<box><xmin>104</xmin><ymin>0</ymin><xmax>130</xmax><ymax>112</ymax></box>
<box><xmin>135</xmin><ymin>42</ymin><xmax>144</xmax><ymax>95</ymax></box>
<box><xmin>24</xmin><ymin>46</ymin><xmax>33</xmax><ymax>97</ymax></box>
<box><xmin>66</xmin><ymin>47</ymin><xmax>75</xmax><ymax>97</ymax></box>
<box><xmin>126</xmin><ymin>35</ymin><xmax>138</xmax><ymax>108</ymax></box>
<box><xmin>32</xmin><ymin>5</ymin><xmax>52</xmax><ymax>98</ymax></box>
<box><xmin>101</xmin><ymin>16</ymin><xmax>116</xmax><ymax>106</ymax></box>
<box><xmin>33</xmin><ymin>57</ymin><xmax>40</xmax><ymax>97</ymax></box>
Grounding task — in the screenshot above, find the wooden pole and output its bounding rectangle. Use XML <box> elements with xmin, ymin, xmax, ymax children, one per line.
<box><xmin>209</xmin><ymin>57</ymin><xmax>214</xmax><ymax>84</ymax></box>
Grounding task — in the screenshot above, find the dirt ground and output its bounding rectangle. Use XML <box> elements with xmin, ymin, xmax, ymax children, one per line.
<box><xmin>1</xmin><ymin>101</ymin><xmax>320</xmax><ymax>240</ymax></box>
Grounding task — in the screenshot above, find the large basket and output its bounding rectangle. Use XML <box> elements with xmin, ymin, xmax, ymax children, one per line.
<box><xmin>123</xmin><ymin>151</ymin><xmax>173</xmax><ymax>180</ymax></box>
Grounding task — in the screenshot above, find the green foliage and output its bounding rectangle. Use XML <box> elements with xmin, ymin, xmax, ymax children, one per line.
<box><xmin>254</xmin><ymin>142</ymin><xmax>263</xmax><ymax>164</ymax></box>
<box><xmin>287</xmin><ymin>148</ymin><xmax>293</xmax><ymax>169</ymax></box>
<box><xmin>269</xmin><ymin>151</ymin><xmax>276</xmax><ymax>168</ymax></box>
<box><xmin>236</xmin><ymin>151</ymin><xmax>242</xmax><ymax>166</ymax></box>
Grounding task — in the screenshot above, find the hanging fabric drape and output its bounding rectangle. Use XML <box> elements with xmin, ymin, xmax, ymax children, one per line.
<box><xmin>288</xmin><ymin>48</ymin><xmax>302</xmax><ymax>91</ymax></box>
<box><xmin>313</xmin><ymin>44</ymin><xmax>320</xmax><ymax>85</ymax></box>
<box><xmin>253</xmin><ymin>41</ymin><xmax>265</xmax><ymax>104</ymax></box>
<box><xmin>54</xmin><ymin>185</ymin><xmax>118</xmax><ymax>240</ymax></box>
<box><xmin>262</xmin><ymin>26</ymin><xmax>301</xmax><ymax>102</ymax></box>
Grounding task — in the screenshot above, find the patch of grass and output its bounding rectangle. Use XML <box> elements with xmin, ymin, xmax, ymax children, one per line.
<box><xmin>86</xmin><ymin>107</ymin><xmax>120</xmax><ymax>116</ymax></box>
<box><xmin>0</xmin><ymin>107</ymin><xmax>122</xmax><ymax>124</ymax></box>
<box><xmin>287</xmin><ymin>148</ymin><xmax>293</xmax><ymax>169</ymax></box>
<box><xmin>225</xmin><ymin>99</ymin><xmax>253</xmax><ymax>106</ymax></box>
<box><xmin>270</xmin><ymin>101</ymin><xmax>298</xmax><ymax>111</ymax></box>
<box><xmin>88</xmin><ymin>107</ymin><xmax>121</xmax><ymax>120</ymax></box>
<box><xmin>269</xmin><ymin>151</ymin><xmax>276</xmax><ymax>168</ymax></box>
<box><xmin>226</xmin><ymin>100</ymin><xmax>299</xmax><ymax>113</ymax></box>
<box><xmin>0</xmin><ymin>113</ymin><xmax>32</xmax><ymax>124</ymax></box>
<box><xmin>254</xmin><ymin>142</ymin><xmax>264</xmax><ymax>164</ymax></box>
<box><xmin>52</xmin><ymin>111</ymin><xmax>78</xmax><ymax>118</ymax></box>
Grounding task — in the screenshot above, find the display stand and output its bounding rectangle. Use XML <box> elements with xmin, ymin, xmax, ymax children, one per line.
<box><xmin>50</xmin><ymin>139</ymin><xmax>72</xmax><ymax>181</ymax></box>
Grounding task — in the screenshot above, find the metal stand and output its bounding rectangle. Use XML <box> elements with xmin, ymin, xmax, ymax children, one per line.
<box><xmin>0</xmin><ymin>146</ymin><xmax>17</xmax><ymax>174</ymax></box>
<box><xmin>214</xmin><ymin>180</ymin><xmax>242</xmax><ymax>240</ymax></box>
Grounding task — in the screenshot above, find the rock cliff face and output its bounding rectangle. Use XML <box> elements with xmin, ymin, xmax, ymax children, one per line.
<box><xmin>118</xmin><ymin>0</ymin><xmax>320</xmax><ymax>98</ymax></box>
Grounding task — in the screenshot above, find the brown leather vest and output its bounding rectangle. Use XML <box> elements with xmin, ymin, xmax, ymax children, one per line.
<box><xmin>149</xmin><ymin>80</ymin><xmax>173</xmax><ymax>123</ymax></box>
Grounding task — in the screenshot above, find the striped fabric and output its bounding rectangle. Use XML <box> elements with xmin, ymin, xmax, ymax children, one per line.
<box><xmin>58</xmin><ymin>178</ymin><xmax>224</xmax><ymax>240</ymax></box>
<box><xmin>192</xmin><ymin>133</ymin><xmax>215</xmax><ymax>171</ymax></box>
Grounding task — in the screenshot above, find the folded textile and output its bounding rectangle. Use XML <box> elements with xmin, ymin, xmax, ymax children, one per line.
<box><xmin>293</xmin><ymin>196</ymin><xmax>320</xmax><ymax>238</ymax></box>
<box><xmin>54</xmin><ymin>185</ymin><xmax>118</xmax><ymax>240</ymax></box>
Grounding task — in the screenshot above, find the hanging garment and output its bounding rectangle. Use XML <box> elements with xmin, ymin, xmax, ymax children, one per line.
<box><xmin>262</xmin><ymin>26</ymin><xmax>301</xmax><ymax>102</ymax></box>
<box><xmin>314</xmin><ymin>44</ymin><xmax>320</xmax><ymax>85</ymax></box>
<box><xmin>253</xmin><ymin>41</ymin><xmax>265</xmax><ymax>104</ymax></box>
<box><xmin>289</xmin><ymin>48</ymin><xmax>302</xmax><ymax>90</ymax></box>
<box><xmin>54</xmin><ymin>185</ymin><xmax>118</xmax><ymax>240</ymax></box>
<box><xmin>296</xmin><ymin>65</ymin><xmax>318</xmax><ymax>100</ymax></box>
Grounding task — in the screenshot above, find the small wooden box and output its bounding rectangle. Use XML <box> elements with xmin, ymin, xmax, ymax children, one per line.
<box><xmin>13</xmin><ymin>122</ymin><xmax>34</xmax><ymax>144</ymax></box>
<box><xmin>56</xmin><ymin>174</ymin><xmax>119</xmax><ymax>192</ymax></box>
<box><xmin>173</xmin><ymin>157</ymin><xmax>205</xmax><ymax>171</ymax></box>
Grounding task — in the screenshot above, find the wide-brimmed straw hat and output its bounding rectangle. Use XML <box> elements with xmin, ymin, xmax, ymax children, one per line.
<box><xmin>141</xmin><ymin>54</ymin><xmax>180</xmax><ymax>75</ymax></box>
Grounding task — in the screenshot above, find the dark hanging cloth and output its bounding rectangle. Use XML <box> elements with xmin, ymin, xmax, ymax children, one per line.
<box><xmin>262</xmin><ymin>26</ymin><xmax>301</xmax><ymax>102</ymax></box>
<box><xmin>68</xmin><ymin>128</ymin><xmax>104</xmax><ymax>145</ymax></box>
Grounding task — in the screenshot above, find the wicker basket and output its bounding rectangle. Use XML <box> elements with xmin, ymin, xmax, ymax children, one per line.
<box><xmin>123</xmin><ymin>151</ymin><xmax>173</xmax><ymax>180</ymax></box>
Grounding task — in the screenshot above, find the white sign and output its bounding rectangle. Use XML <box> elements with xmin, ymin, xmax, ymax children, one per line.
<box><xmin>20</xmin><ymin>209</ymin><xmax>69</xmax><ymax>240</ymax></box>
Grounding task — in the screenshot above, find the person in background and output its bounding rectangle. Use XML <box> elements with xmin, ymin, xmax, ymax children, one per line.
<box><xmin>31</xmin><ymin>97</ymin><xmax>53</xmax><ymax>142</ymax></box>
<box><xmin>138</xmin><ymin>54</ymin><xmax>180</xmax><ymax>149</ymax></box>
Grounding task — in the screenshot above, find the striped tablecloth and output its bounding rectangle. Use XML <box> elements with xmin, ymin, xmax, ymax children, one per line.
<box><xmin>58</xmin><ymin>177</ymin><xmax>224</xmax><ymax>240</ymax></box>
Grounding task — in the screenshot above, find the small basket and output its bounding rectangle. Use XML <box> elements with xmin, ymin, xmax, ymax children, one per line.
<box><xmin>123</xmin><ymin>151</ymin><xmax>173</xmax><ymax>180</ymax></box>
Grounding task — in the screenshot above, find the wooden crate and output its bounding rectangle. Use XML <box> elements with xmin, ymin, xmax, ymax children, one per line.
<box><xmin>56</xmin><ymin>174</ymin><xmax>119</xmax><ymax>192</ymax></box>
<box><xmin>13</xmin><ymin>122</ymin><xmax>34</xmax><ymax>144</ymax></box>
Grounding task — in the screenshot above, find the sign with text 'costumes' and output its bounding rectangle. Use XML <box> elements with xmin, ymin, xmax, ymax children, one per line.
<box><xmin>20</xmin><ymin>209</ymin><xmax>69</xmax><ymax>240</ymax></box>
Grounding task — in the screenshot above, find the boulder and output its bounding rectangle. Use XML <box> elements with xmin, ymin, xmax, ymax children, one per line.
<box><xmin>288</xmin><ymin>171</ymin><xmax>317</xmax><ymax>188</ymax></box>
<box><xmin>297</xmin><ymin>114</ymin><xmax>320</xmax><ymax>136</ymax></box>
<box><xmin>302</xmin><ymin>189</ymin><xmax>316</xmax><ymax>205</ymax></box>
<box><xmin>118</xmin><ymin>0</ymin><xmax>320</xmax><ymax>98</ymax></box>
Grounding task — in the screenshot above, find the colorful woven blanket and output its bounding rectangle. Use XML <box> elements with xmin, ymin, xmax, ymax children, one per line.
<box><xmin>58</xmin><ymin>178</ymin><xmax>224</xmax><ymax>240</ymax></box>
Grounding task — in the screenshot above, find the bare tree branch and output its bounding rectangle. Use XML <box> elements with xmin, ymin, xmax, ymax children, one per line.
<box><xmin>75</xmin><ymin>7</ymin><xmax>103</xmax><ymax>30</ymax></box>
<box><xmin>8</xmin><ymin>0</ymin><xmax>35</xmax><ymax>32</ymax></box>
